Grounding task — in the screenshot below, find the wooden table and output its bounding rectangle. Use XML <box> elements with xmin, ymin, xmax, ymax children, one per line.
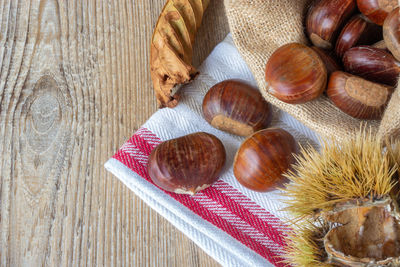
<box><xmin>0</xmin><ymin>0</ymin><xmax>229</xmax><ymax>265</ymax></box>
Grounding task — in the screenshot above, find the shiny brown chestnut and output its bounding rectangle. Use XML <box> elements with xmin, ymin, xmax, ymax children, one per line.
<box><xmin>306</xmin><ymin>0</ymin><xmax>357</xmax><ymax>49</ymax></box>
<box><xmin>265</xmin><ymin>43</ymin><xmax>327</xmax><ymax>104</ymax></box>
<box><xmin>147</xmin><ymin>132</ymin><xmax>226</xmax><ymax>195</ymax></box>
<box><xmin>233</xmin><ymin>128</ymin><xmax>298</xmax><ymax>192</ymax></box>
<box><xmin>202</xmin><ymin>80</ymin><xmax>272</xmax><ymax>137</ymax></box>
<box><xmin>335</xmin><ymin>14</ymin><xmax>382</xmax><ymax>58</ymax></box>
<box><xmin>357</xmin><ymin>0</ymin><xmax>398</xmax><ymax>25</ymax></box>
<box><xmin>343</xmin><ymin>46</ymin><xmax>400</xmax><ymax>86</ymax></box>
<box><xmin>383</xmin><ymin>7</ymin><xmax>400</xmax><ymax>61</ymax></box>
<box><xmin>311</xmin><ymin>46</ymin><xmax>342</xmax><ymax>75</ymax></box>
<box><xmin>327</xmin><ymin>71</ymin><xmax>393</xmax><ymax>119</ymax></box>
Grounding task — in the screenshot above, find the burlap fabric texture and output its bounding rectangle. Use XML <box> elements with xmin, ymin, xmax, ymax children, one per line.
<box><xmin>224</xmin><ymin>0</ymin><xmax>400</xmax><ymax>142</ymax></box>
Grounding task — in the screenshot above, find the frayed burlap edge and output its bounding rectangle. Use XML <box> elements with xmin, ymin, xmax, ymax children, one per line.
<box><xmin>379</xmin><ymin>83</ymin><xmax>400</xmax><ymax>140</ymax></box>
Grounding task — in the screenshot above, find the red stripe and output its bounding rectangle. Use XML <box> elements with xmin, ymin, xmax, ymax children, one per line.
<box><xmin>122</xmin><ymin>128</ymin><xmax>289</xmax><ymax>240</ymax></box>
<box><xmin>130</xmin><ymin>134</ymin><xmax>156</xmax><ymax>154</ymax></box>
<box><xmin>215</xmin><ymin>182</ymin><xmax>290</xmax><ymax>230</ymax></box>
<box><xmin>113</xmin><ymin>150</ymin><xmax>285</xmax><ymax>266</ymax></box>
<box><xmin>203</xmin><ymin>184</ymin><xmax>288</xmax><ymax>247</ymax></box>
<box><xmin>131</xmin><ymin>128</ymin><xmax>288</xmax><ymax>230</ymax></box>
<box><xmin>168</xmin><ymin>192</ymin><xmax>286</xmax><ymax>266</ymax></box>
<box><xmin>123</xmin><ymin>129</ymin><xmax>289</xmax><ymax>234</ymax></box>
<box><xmin>113</xmin><ymin>150</ymin><xmax>147</xmax><ymax>178</ymax></box>
<box><xmin>113</xmin><ymin>127</ymin><xmax>289</xmax><ymax>266</ymax></box>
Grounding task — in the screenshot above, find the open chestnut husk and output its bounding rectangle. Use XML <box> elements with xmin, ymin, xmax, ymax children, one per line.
<box><xmin>306</xmin><ymin>0</ymin><xmax>357</xmax><ymax>49</ymax></box>
<box><xmin>265</xmin><ymin>43</ymin><xmax>327</xmax><ymax>104</ymax></box>
<box><xmin>202</xmin><ymin>80</ymin><xmax>272</xmax><ymax>137</ymax></box>
<box><xmin>383</xmin><ymin>7</ymin><xmax>400</xmax><ymax>61</ymax></box>
<box><xmin>283</xmin><ymin>131</ymin><xmax>400</xmax><ymax>266</ymax></box>
<box><xmin>335</xmin><ymin>14</ymin><xmax>382</xmax><ymax>58</ymax></box>
<box><xmin>343</xmin><ymin>46</ymin><xmax>400</xmax><ymax>86</ymax></box>
<box><xmin>327</xmin><ymin>71</ymin><xmax>393</xmax><ymax>119</ymax></box>
<box><xmin>324</xmin><ymin>198</ymin><xmax>400</xmax><ymax>266</ymax></box>
<box><xmin>357</xmin><ymin>0</ymin><xmax>399</xmax><ymax>25</ymax></box>
<box><xmin>233</xmin><ymin>128</ymin><xmax>298</xmax><ymax>192</ymax></box>
<box><xmin>147</xmin><ymin>132</ymin><xmax>226</xmax><ymax>195</ymax></box>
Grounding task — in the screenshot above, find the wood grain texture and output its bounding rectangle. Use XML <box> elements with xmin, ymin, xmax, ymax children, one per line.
<box><xmin>0</xmin><ymin>0</ymin><xmax>229</xmax><ymax>266</ymax></box>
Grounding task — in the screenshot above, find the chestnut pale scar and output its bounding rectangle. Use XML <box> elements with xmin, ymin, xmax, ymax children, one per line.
<box><xmin>345</xmin><ymin>77</ymin><xmax>389</xmax><ymax>107</ymax></box>
<box><xmin>310</xmin><ymin>33</ymin><xmax>332</xmax><ymax>50</ymax></box>
<box><xmin>211</xmin><ymin>115</ymin><xmax>254</xmax><ymax>137</ymax></box>
<box><xmin>378</xmin><ymin>0</ymin><xmax>398</xmax><ymax>11</ymax></box>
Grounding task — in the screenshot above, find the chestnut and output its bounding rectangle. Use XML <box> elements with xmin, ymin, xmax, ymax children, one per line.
<box><xmin>306</xmin><ymin>0</ymin><xmax>357</xmax><ymax>49</ymax></box>
<box><xmin>233</xmin><ymin>128</ymin><xmax>298</xmax><ymax>192</ymax></box>
<box><xmin>327</xmin><ymin>71</ymin><xmax>393</xmax><ymax>119</ymax></box>
<box><xmin>357</xmin><ymin>0</ymin><xmax>398</xmax><ymax>25</ymax></box>
<box><xmin>265</xmin><ymin>43</ymin><xmax>327</xmax><ymax>104</ymax></box>
<box><xmin>343</xmin><ymin>46</ymin><xmax>400</xmax><ymax>86</ymax></box>
<box><xmin>202</xmin><ymin>80</ymin><xmax>272</xmax><ymax>137</ymax></box>
<box><xmin>372</xmin><ymin>40</ymin><xmax>387</xmax><ymax>49</ymax></box>
<box><xmin>311</xmin><ymin>46</ymin><xmax>342</xmax><ymax>75</ymax></box>
<box><xmin>147</xmin><ymin>132</ymin><xmax>226</xmax><ymax>195</ymax></box>
<box><xmin>383</xmin><ymin>7</ymin><xmax>400</xmax><ymax>61</ymax></box>
<box><xmin>335</xmin><ymin>14</ymin><xmax>382</xmax><ymax>58</ymax></box>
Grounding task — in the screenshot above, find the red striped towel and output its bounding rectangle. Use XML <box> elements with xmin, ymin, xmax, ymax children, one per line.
<box><xmin>105</xmin><ymin>34</ymin><xmax>320</xmax><ymax>266</ymax></box>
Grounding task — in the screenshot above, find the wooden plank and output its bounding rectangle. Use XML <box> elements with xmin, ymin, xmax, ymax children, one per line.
<box><xmin>0</xmin><ymin>0</ymin><xmax>229</xmax><ymax>266</ymax></box>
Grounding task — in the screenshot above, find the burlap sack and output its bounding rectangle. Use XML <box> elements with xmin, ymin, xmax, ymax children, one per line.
<box><xmin>224</xmin><ymin>0</ymin><xmax>400</xmax><ymax>142</ymax></box>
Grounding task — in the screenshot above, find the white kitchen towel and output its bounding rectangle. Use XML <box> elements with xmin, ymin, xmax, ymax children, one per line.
<box><xmin>105</xmin><ymin>34</ymin><xmax>321</xmax><ymax>267</ymax></box>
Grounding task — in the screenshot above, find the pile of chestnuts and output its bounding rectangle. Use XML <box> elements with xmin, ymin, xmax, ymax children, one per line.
<box><xmin>265</xmin><ymin>0</ymin><xmax>400</xmax><ymax>120</ymax></box>
<box><xmin>148</xmin><ymin>79</ymin><xmax>298</xmax><ymax>195</ymax></box>
<box><xmin>148</xmin><ymin>0</ymin><xmax>400</xmax><ymax>196</ymax></box>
